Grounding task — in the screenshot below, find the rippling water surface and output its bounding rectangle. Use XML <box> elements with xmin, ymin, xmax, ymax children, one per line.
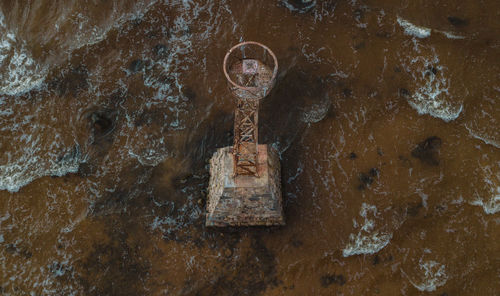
<box><xmin>1</xmin><ymin>0</ymin><xmax>499</xmax><ymax>295</ymax></box>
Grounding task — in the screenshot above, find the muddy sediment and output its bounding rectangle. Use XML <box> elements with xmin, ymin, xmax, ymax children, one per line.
<box><xmin>0</xmin><ymin>1</ymin><xmax>499</xmax><ymax>295</ymax></box>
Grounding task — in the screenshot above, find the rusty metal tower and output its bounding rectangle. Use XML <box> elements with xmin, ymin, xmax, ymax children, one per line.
<box><xmin>223</xmin><ymin>41</ymin><xmax>278</xmax><ymax>176</ymax></box>
<box><xmin>206</xmin><ymin>41</ymin><xmax>284</xmax><ymax>227</ymax></box>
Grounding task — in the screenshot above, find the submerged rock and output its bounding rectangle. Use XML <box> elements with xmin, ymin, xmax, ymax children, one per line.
<box><xmin>320</xmin><ymin>274</ymin><xmax>346</xmax><ymax>287</ymax></box>
<box><xmin>128</xmin><ymin>59</ymin><xmax>145</xmax><ymax>73</ymax></box>
<box><xmin>411</xmin><ymin>136</ymin><xmax>442</xmax><ymax>166</ymax></box>
<box><xmin>281</xmin><ymin>0</ymin><xmax>316</xmax><ymax>13</ymax></box>
<box><xmin>447</xmin><ymin>16</ymin><xmax>469</xmax><ymax>27</ymax></box>
<box><xmin>153</xmin><ymin>44</ymin><xmax>169</xmax><ymax>58</ymax></box>
<box><xmin>89</xmin><ymin>111</ymin><xmax>115</xmax><ymax>139</ymax></box>
<box><xmin>357</xmin><ymin>167</ymin><xmax>380</xmax><ymax>190</ymax></box>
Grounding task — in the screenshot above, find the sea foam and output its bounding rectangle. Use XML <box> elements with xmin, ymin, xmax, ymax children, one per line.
<box><xmin>397</xmin><ymin>17</ymin><xmax>465</xmax><ymax>40</ymax></box>
<box><xmin>342</xmin><ymin>203</ymin><xmax>392</xmax><ymax>257</ymax></box>
<box><xmin>470</xmin><ymin>165</ymin><xmax>500</xmax><ymax>215</ymax></box>
<box><xmin>0</xmin><ymin>142</ymin><xmax>82</xmax><ymax>192</ymax></box>
<box><xmin>301</xmin><ymin>97</ymin><xmax>331</xmax><ymax>123</ymax></box>
<box><xmin>406</xmin><ymin>259</ymin><xmax>448</xmax><ymax>292</ymax></box>
<box><xmin>397</xmin><ymin>17</ymin><xmax>431</xmax><ymax>38</ymax></box>
<box><xmin>403</xmin><ymin>53</ymin><xmax>463</xmax><ymax>122</ymax></box>
<box><xmin>0</xmin><ymin>11</ymin><xmax>47</xmax><ymax>96</ymax></box>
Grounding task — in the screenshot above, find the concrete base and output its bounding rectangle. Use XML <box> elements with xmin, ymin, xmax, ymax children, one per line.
<box><xmin>206</xmin><ymin>145</ymin><xmax>285</xmax><ymax>227</ymax></box>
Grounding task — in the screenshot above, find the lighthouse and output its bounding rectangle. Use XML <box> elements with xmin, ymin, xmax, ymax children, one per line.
<box><xmin>205</xmin><ymin>41</ymin><xmax>284</xmax><ymax>227</ymax></box>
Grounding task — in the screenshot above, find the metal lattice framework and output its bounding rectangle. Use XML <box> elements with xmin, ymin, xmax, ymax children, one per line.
<box><xmin>223</xmin><ymin>41</ymin><xmax>278</xmax><ymax>176</ymax></box>
<box><xmin>233</xmin><ymin>98</ymin><xmax>259</xmax><ymax>175</ymax></box>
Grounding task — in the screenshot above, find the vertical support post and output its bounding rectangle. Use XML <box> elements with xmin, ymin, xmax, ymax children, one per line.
<box><xmin>233</xmin><ymin>98</ymin><xmax>259</xmax><ymax>176</ymax></box>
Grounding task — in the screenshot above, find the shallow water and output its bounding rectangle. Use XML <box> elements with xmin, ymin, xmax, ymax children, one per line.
<box><xmin>0</xmin><ymin>0</ymin><xmax>499</xmax><ymax>295</ymax></box>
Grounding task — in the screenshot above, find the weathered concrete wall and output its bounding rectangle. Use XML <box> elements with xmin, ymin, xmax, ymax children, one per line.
<box><xmin>206</xmin><ymin>145</ymin><xmax>284</xmax><ymax>227</ymax></box>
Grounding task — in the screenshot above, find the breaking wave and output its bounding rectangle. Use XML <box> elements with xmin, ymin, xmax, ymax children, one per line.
<box><xmin>397</xmin><ymin>17</ymin><xmax>431</xmax><ymax>38</ymax></box>
<box><xmin>0</xmin><ymin>141</ymin><xmax>83</xmax><ymax>193</ymax></box>
<box><xmin>401</xmin><ymin>52</ymin><xmax>463</xmax><ymax>122</ymax></box>
<box><xmin>405</xmin><ymin>259</ymin><xmax>448</xmax><ymax>292</ymax></box>
<box><xmin>301</xmin><ymin>96</ymin><xmax>331</xmax><ymax>123</ymax></box>
<box><xmin>397</xmin><ymin>16</ymin><xmax>465</xmax><ymax>40</ymax></box>
<box><xmin>465</xmin><ymin>124</ymin><xmax>500</xmax><ymax>149</ymax></box>
<box><xmin>0</xmin><ymin>12</ymin><xmax>47</xmax><ymax>96</ymax></box>
<box><xmin>342</xmin><ymin>203</ymin><xmax>393</xmax><ymax>257</ymax></box>
<box><xmin>470</xmin><ymin>164</ymin><xmax>500</xmax><ymax>215</ymax></box>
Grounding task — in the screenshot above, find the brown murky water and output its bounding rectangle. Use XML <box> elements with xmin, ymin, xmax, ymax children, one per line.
<box><xmin>0</xmin><ymin>0</ymin><xmax>499</xmax><ymax>295</ymax></box>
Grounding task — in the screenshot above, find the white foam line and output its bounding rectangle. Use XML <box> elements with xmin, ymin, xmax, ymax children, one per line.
<box><xmin>397</xmin><ymin>17</ymin><xmax>465</xmax><ymax>40</ymax></box>
<box><xmin>342</xmin><ymin>203</ymin><xmax>392</xmax><ymax>257</ymax></box>
<box><xmin>436</xmin><ymin>30</ymin><xmax>465</xmax><ymax>40</ymax></box>
<box><xmin>397</xmin><ymin>17</ymin><xmax>431</xmax><ymax>38</ymax></box>
<box><xmin>0</xmin><ymin>10</ymin><xmax>47</xmax><ymax>96</ymax></box>
<box><xmin>465</xmin><ymin>124</ymin><xmax>500</xmax><ymax>149</ymax></box>
<box><xmin>404</xmin><ymin>53</ymin><xmax>463</xmax><ymax>122</ymax></box>
<box><xmin>403</xmin><ymin>259</ymin><xmax>448</xmax><ymax>292</ymax></box>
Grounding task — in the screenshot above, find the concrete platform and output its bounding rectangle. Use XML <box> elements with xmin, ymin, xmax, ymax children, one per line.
<box><xmin>206</xmin><ymin>144</ymin><xmax>285</xmax><ymax>227</ymax></box>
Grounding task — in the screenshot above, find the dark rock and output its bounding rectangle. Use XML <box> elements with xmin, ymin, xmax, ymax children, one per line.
<box><xmin>183</xmin><ymin>86</ymin><xmax>196</xmax><ymax>101</ymax></box>
<box><xmin>425</xmin><ymin>66</ymin><xmax>438</xmax><ymax>77</ymax></box>
<box><xmin>353</xmin><ymin>9</ymin><xmax>364</xmax><ymax>22</ymax></box>
<box><xmin>411</xmin><ymin>136</ymin><xmax>442</xmax><ymax>166</ymax></box>
<box><xmin>349</xmin><ymin>152</ymin><xmax>357</xmax><ymax>159</ymax></box>
<box><xmin>320</xmin><ymin>274</ymin><xmax>346</xmax><ymax>287</ymax></box>
<box><xmin>354</xmin><ymin>41</ymin><xmax>366</xmax><ymax>50</ymax></box>
<box><xmin>407</xmin><ymin>202</ymin><xmax>423</xmax><ymax>217</ymax></box>
<box><xmin>448</xmin><ymin>16</ymin><xmax>469</xmax><ymax>27</ymax></box>
<box><xmin>357</xmin><ymin>167</ymin><xmax>381</xmax><ymax>190</ymax></box>
<box><xmin>372</xmin><ymin>255</ymin><xmax>380</xmax><ymax>265</ymax></box>
<box><xmin>282</xmin><ymin>0</ymin><xmax>317</xmax><ymax>13</ymax></box>
<box><xmin>129</xmin><ymin>59</ymin><xmax>145</xmax><ymax>73</ymax></box>
<box><xmin>153</xmin><ymin>44</ymin><xmax>169</xmax><ymax>57</ymax></box>
<box><xmin>399</xmin><ymin>88</ymin><xmax>410</xmax><ymax>97</ymax></box>
<box><xmin>369</xmin><ymin>168</ymin><xmax>379</xmax><ymax>177</ymax></box>
<box><xmin>359</xmin><ymin>172</ymin><xmax>374</xmax><ymax>186</ymax></box>
<box><xmin>343</xmin><ymin>88</ymin><xmax>353</xmax><ymax>97</ymax></box>
<box><xmin>89</xmin><ymin>111</ymin><xmax>115</xmax><ymax>139</ymax></box>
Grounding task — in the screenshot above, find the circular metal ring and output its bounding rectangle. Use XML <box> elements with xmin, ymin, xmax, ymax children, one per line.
<box><xmin>223</xmin><ymin>41</ymin><xmax>278</xmax><ymax>95</ymax></box>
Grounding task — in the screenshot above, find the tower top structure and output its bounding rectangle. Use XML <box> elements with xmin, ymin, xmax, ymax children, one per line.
<box><xmin>223</xmin><ymin>41</ymin><xmax>278</xmax><ymax>176</ymax></box>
